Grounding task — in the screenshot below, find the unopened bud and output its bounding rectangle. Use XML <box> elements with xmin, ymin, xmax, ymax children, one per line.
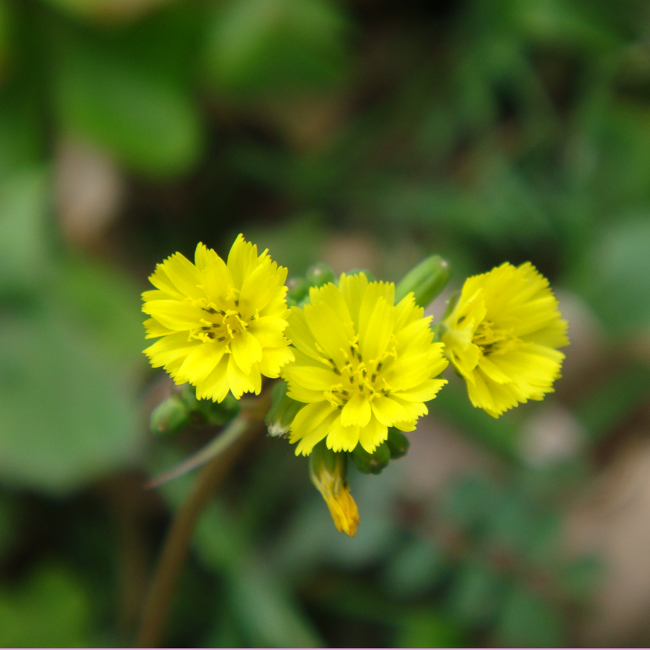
<box><xmin>309</xmin><ymin>442</ymin><xmax>360</xmax><ymax>536</ymax></box>
<box><xmin>395</xmin><ymin>255</ymin><xmax>451</xmax><ymax>308</ymax></box>
<box><xmin>265</xmin><ymin>381</ymin><xmax>302</xmax><ymax>437</ymax></box>
<box><xmin>386</xmin><ymin>428</ymin><xmax>410</xmax><ymax>459</ymax></box>
<box><xmin>306</xmin><ymin>263</ymin><xmax>335</xmax><ymax>288</ymax></box>
<box><xmin>351</xmin><ymin>441</ymin><xmax>391</xmax><ymax>474</ymax></box>
<box><xmin>150</xmin><ymin>395</ymin><xmax>189</xmax><ymax>436</ymax></box>
<box><xmin>286</xmin><ymin>277</ymin><xmax>309</xmax><ymax>306</ymax></box>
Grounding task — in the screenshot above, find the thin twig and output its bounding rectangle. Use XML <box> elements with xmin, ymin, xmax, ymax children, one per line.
<box><xmin>135</xmin><ymin>412</ymin><xmax>264</xmax><ymax>647</ymax></box>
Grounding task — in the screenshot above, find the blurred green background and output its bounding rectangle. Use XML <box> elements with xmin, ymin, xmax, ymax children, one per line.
<box><xmin>2</xmin><ymin>0</ymin><xmax>650</xmax><ymax>646</ymax></box>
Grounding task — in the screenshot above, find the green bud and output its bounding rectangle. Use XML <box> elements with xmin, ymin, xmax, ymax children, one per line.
<box><xmin>200</xmin><ymin>391</ymin><xmax>241</xmax><ymax>426</ymax></box>
<box><xmin>395</xmin><ymin>255</ymin><xmax>451</xmax><ymax>308</ymax></box>
<box><xmin>306</xmin><ymin>263</ymin><xmax>335</xmax><ymax>288</ymax></box>
<box><xmin>180</xmin><ymin>383</ymin><xmax>200</xmax><ymax>411</ymax></box>
<box><xmin>265</xmin><ymin>380</ymin><xmax>303</xmax><ymax>437</ymax></box>
<box><xmin>150</xmin><ymin>395</ymin><xmax>189</xmax><ymax>436</ymax></box>
<box><xmin>286</xmin><ymin>276</ymin><xmax>309</xmax><ymax>306</ymax></box>
<box><xmin>386</xmin><ymin>428</ymin><xmax>410</xmax><ymax>459</ymax></box>
<box><xmin>351</xmin><ymin>441</ymin><xmax>391</xmax><ymax>474</ymax></box>
<box><xmin>346</xmin><ymin>268</ymin><xmax>376</xmax><ymax>282</ymax></box>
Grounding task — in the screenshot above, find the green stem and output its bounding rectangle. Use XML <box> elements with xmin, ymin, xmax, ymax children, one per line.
<box><xmin>135</xmin><ymin>414</ymin><xmax>259</xmax><ymax>647</ymax></box>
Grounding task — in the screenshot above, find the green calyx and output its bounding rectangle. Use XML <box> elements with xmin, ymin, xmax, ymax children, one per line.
<box><xmin>395</xmin><ymin>254</ymin><xmax>451</xmax><ymax>308</ymax></box>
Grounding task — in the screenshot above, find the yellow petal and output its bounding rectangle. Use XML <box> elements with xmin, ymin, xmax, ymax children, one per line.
<box><xmin>359</xmin><ymin>297</ymin><xmax>394</xmax><ymax>361</ymax></box>
<box><xmin>283</xmin><ymin>364</ymin><xmax>339</xmax><ymax>391</ymax></box>
<box><xmin>258</xmin><ymin>346</ymin><xmax>294</xmax><ymax>378</ymax></box>
<box><xmin>159</xmin><ymin>252</ymin><xmax>203</xmax><ymax>300</ymax></box>
<box><xmin>142</xmin><ymin>300</ymin><xmax>204</xmax><ymax>331</ymax></box>
<box><xmin>326</xmin><ymin>417</ymin><xmax>360</xmax><ymax>452</ymax></box>
<box><xmin>370</xmin><ymin>394</ymin><xmax>409</xmax><ymax>426</ymax></box>
<box><xmin>231</xmin><ymin>330</ymin><xmax>263</xmax><ymax>374</ymax></box>
<box><xmin>177</xmin><ymin>340</ymin><xmax>227</xmax><ymax>384</ymax></box>
<box><xmin>285</xmin><ymin>307</ymin><xmax>323</xmax><ymax>362</ymax></box>
<box><xmin>144</xmin><ymin>333</ymin><xmax>198</xmax><ymax>368</ymax></box>
<box><xmin>358</xmin><ymin>416</ymin><xmax>388</xmax><ymax>453</ymax></box>
<box><xmin>340</xmin><ymin>392</ymin><xmax>371</xmax><ymax>428</ymax></box>
<box><xmin>227</xmin><ymin>354</ymin><xmax>254</xmax><ymax>398</ymax></box>
<box><xmin>393</xmin><ymin>378</ymin><xmax>447</xmax><ymax>403</ymax></box>
<box><xmin>304</xmin><ymin>301</ymin><xmax>353</xmax><ymax>367</ymax></box>
<box><xmin>338</xmin><ymin>272</ymin><xmax>369</xmax><ymax>329</ymax></box>
<box><xmin>143</xmin><ymin>317</ymin><xmax>173</xmax><ymax>339</ymax></box>
<box><xmin>227</xmin><ymin>234</ymin><xmax>259</xmax><ymax>289</ymax></box>
<box><xmin>196</xmin><ymin>355</ymin><xmax>230</xmax><ymax>402</ymax></box>
<box><xmin>290</xmin><ymin>401</ymin><xmax>338</xmax><ymax>442</ymax></box>
<box><xmin>295</xmin><ymin>411</ymin><xmax>339</xmax><ymax>456</ymax></box>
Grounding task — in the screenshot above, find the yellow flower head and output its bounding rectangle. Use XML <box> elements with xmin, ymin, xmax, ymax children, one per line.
<box><xmin>441</xmin><ymin>262</ymin><xmax>569</xmax><ymax>418</ymax></box>
<box><xmin>142</xmin><ymin>235</ymin><xmax>294</xmax><ymax>402</ymax></box>
<box><xmin>282</xmin><ymin>273</ymin><xmax>448</xmax><ymax>456</ymax></box>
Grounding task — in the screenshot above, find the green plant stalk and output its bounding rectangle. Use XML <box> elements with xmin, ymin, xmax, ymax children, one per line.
<box><xmin>136</xmin><ymin>408</ymin><xmax>267</xmax><ymax>647</ymax></box>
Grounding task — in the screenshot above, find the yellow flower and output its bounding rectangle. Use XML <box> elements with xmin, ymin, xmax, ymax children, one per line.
<box><xmin>282</xmin><ymin>273</ymin><xmax>448</xmax><ymax>455</ymax></box>
<box><xmin>309</xmin><ymin>443</ymin><xmax>359</xmax><ymax>536</ymax></box>
<box><xmin>441</xmin><ymin>262</ymin><xmax>569</xmax><ymax>418</ymax></box>
<box><xmin>142</xmin><ymin>235</ymin><xmax>294</xmax><ymax>402</ymax></box>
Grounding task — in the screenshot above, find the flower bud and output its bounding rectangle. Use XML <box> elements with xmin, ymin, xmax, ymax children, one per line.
<box><xmin>386</xmin><ymin>428</ymin><xmax>410</xmax><ymax>459</ymax></box>
<box><xmin>306</xmin><ymin>263</ymin><xmax>335</xmax><ymax>288</ymax></box>
<box><xmin>286</xmin><ymin>277</ymin><xmax>309</xmax><ymax>306</ymax></box>
<box><xmin>265</xmin><ymin>380</ymin><xmax>303</xmax><ymax>437</ymax></box>
<box><xmin>309</xmin><ymin>442</ymin><xmax>360</xmax><ymax>536</ymax></box>
<box><xmin>150</xmin><ymin>395</ymin><xmax>189</xmax><ymax>436</ymax></box>
<box><xmin>395</xmin><ymin>255</ymin><xmax>451</xmax><ymax>308</ymax></box>
<box><xmin>351</xmin><ymin>441</ymin><xmax>391</xmax><ymax>474</ymax></box>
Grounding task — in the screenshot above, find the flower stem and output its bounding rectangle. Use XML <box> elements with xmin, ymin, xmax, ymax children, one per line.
<box><xmin>135</xmin><ymin>412</ymin><xmax>263</xmax><ymax>647</ymax></box>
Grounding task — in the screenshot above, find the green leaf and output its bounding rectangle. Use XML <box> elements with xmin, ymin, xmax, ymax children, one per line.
<box><xmin>202</xmin><ymin>0</ymin><xmax>349</xmax><ymax>95</ymax></box>
<box><xmin>229</xmin><ymin>560</ymin><xmax>323</xmax><ymax>648</ymax></box>
<box><xmin>383</xmin><ymin>538</ymin><xmax>449</xmax><ymax>598</ymax></box>
<box><xmin>447</xmin><ymin>560</ymin><xmax>505</xmax><ymax>626</ymax></box>
<box><xmin>0</xmin><ymin>169</ymin><xmax>50</xmax><ymax>297</ymax></box>
<box><xmin>397</xmin><ymin>609</ymin><xmax>464</xmax><ymax>648</ymax></box>
<box><xmin>0</xmin><ymin>299</ymin><xmax>140</xmax><ymax>494</ymax></box>
<box><xmin>0</xmin><ymin>564</ymin><xmax>91</xmax><ymax>647</ymax></box>
<box><xmin>495</xmin><ymin>586</ymin><xmax>565</xmax><ymax>647</ymax></box>
<box><xmin>51</xmin><ymin>21</ymin><xmax>203</xmax><ymax>176</ymax></box>
<box><xmin>578</xmin><ymin>217</ymin><xmax>650</xmax><ymax>334</ymax></box>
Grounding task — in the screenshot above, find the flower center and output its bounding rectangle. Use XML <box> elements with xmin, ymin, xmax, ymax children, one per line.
<box><xmin>321</xmin><ymin>338</ymin><xmax>395</xmax><ymax>409</ymax></box>
<box><xmin>473</xmin><ymin>319</ymin><xmax>515</xmax><ymax>357</ymax></box>
<box><xmin>189</xmin><ymin>297</ymin><xmax>252</xmax><ymax>345</ymax></box>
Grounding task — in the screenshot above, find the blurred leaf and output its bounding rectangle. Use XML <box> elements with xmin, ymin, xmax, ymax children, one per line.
<box><xmin>43</xmin><ymin>0</ymin><xmax>173</xmax><ymax>24</ymax></box>
<box><xmin>578</xmin><ymin>217</ymin><xmax>650</xmax><ymax>334</ymax></box>
<box><xmin>0</xmin><ymin>564</ymin><xmax>91</xmax><ymax>647</ymax></box>
<box><xmin>576</xmin><ymin>362</ymin><xmax>650</xmax><ymax>440</ymax></box>
<box><xmin>51</xmin><ymin>21</ymin><xmax>203</xmax><ymax>176</ymax></box>
<box><xmin>440</xmin><ymin>475</ymin><xmax>502</xmax><ymax>530</ymax></box>
<box><xmin>0</xmin><ymin>0</ymin><xmax>13</xmax><ymax>85</ymax></box>
<box><xmin>383</xmin><ymin>537</ymin><xmax>449</xmax><ymax>599</ymax></box>
<box><xmin>54</xmin><ymin>254</ymin><xmax>144</xmax><ymax>363</ymax></box>
<box><xmin>0</xmin><ymin>300</ymin><xmax>141</xmax><ymax>493</ymax></box>
<box><xmin>561</xmin><ymin>554</ymin><xmax>604</xmax><ymax>600</ymax></box>
<box><xmin>229</xmin><ymin>560</ymin><xmax>323</xmax><ymax>647</ymax></box>
<box><xmin>397</xmin><ymin>609</ymin><xmax>464</xmax><ymax>648</ymax></box>
<box><xmin>202</xmin><ymin>0</ymin><xmax>349</xmax><ymax>95</ymax></box>
<box><xmin>0</xmin><ymin>493</ymin><xmax>15</xmax><ymax>558</ymax></box>
<box><xmin>0</xmin><ymin>81</ymin><xmax>43</xmax><ymax>181</ymax></box>
<box><xmin>0</xmin><ymin>168</ymin><xmax>50</xmax><ymax>297</ymax></box>
<box><xmin>495</xmin><ymin>586</ymin><xmax>565</xmax><ymax>647</ymax></box>
<box><xmin>512</xmin><ymin>0</ymin><xmax>622</xmax><ymax>52</ymax></box>
<box><xmin>447</xmin><ymin>560</ymin><xmax>505</xmax><ymax>626</ymax></box>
